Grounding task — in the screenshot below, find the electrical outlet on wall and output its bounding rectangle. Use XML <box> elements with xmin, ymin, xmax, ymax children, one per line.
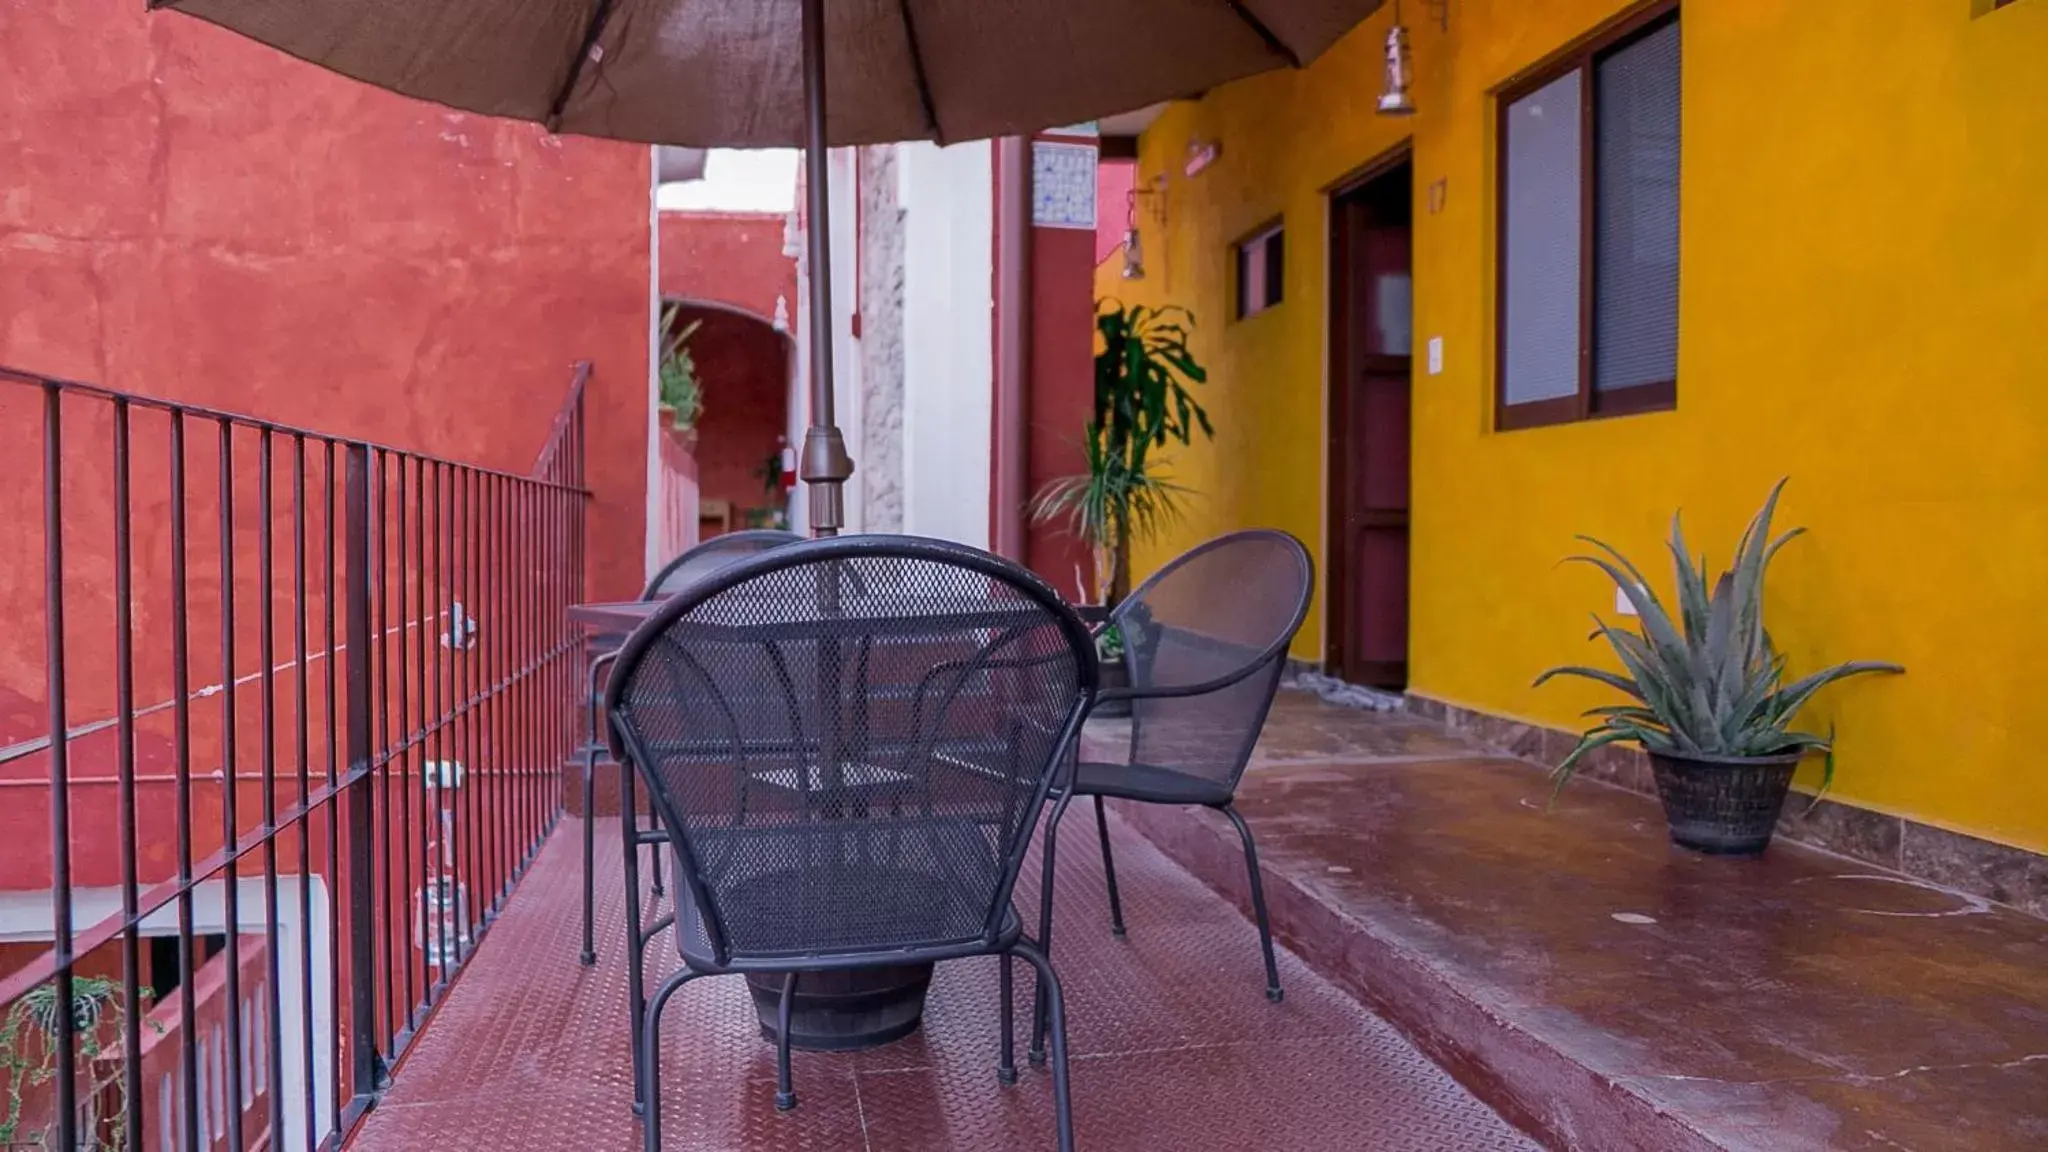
<box><xmin>1426</xmin><ymin>337</ymin><xmax>1443</xmax><ymax>375</ymax></box>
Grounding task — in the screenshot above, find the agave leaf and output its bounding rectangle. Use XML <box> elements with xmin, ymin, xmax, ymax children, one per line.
<box><xmin>1532</xmin><ymin>664</ymin><xmax>1647</xmax><ymax>700</ymax></box>
<box><xmin>1593</xmin><ymin>620</ymin><xmax>1703</xmax><ymax>751</ymax></box>
<box><xmin>1567</xmin><ymin>552</ymin><xmax>1691</xmax><ymax>672</ymax></box>
<box><xmin>1549</xmin><ymin>728</ymin><xmax>1638</xmax><ymax>804</ymax></box>
<box><xmin>1805</xmin><ymin>723</ymin><xmax>1839</xmax><ymax>809</ymax></box>
<box><xmin>1702</xmin><ymin>572</ymin><xmax>1739</xmax><ymax>711</ymax></box>
<box><xmin>1581</xmin><ymin>704</ymin><xmax>1669</xmax><ymax>731</ymax></box>
<box><xmin>1728</xmin><ymin>478</ymin><xmax>1788</xmax><ymax>656</ymax></box>
<box><xmin>1667</xmin><ymin>512</ymin><xmax>1713</xmax><ymax>645</ymax></box>
<box><xmin>1720</xmin><ymin>647</ymin><xmax>1789</xmax><ymax>750</ymax></box>
<box><xmin>1764</xmin><ymin>661</ymin><xmax>1905</xmax><ymax>727</ymax></box>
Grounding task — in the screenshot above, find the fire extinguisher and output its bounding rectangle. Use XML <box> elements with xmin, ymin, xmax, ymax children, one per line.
<box><xmin>779</xmin><ymin>438</ymin><xmax>797</xmax><ymax>492</ymax></box>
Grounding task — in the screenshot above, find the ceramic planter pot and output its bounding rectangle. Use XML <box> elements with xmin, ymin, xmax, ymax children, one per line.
<box><xmin>1648</xmin><ymin>750</ymin><xmax>1802</xmax><ymax>856</ymax></box>
<box><xmin>746</xmin><ymin>964</ymin><xmax>932</xmax><ymax>1051</ymax></box>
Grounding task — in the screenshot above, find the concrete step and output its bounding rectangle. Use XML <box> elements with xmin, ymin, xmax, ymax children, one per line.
<box><xmin>1107</xmin><ymin>694</ymin><xmax>2048</xmax><ymax>1152</ymax></box>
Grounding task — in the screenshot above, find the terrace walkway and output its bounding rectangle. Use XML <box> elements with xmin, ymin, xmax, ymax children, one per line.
<box><xmin>1117</xmin><ymin>692</ymin><xmax>2048</xmax><ymax>1152</ymax></box>
<box><xmin>347</xmin><ymin>762</ymin><xmax>1537</xmax><ymax>1150</ymax></box>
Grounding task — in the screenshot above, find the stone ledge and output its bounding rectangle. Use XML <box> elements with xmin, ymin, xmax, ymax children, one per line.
<box><xmin>1402</xmin><ymin>692</ymin><xmax>2048</xmax><ymax>921</ymax></box>
<box><xmin>1110</xmin><ymin>731</ymin><xmax>2048</xmax><ymax>1152</ymax></box>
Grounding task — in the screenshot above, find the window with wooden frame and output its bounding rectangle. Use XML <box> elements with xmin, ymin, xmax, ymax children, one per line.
<box><xmin>1235</xmin><ymin>222</ymin><xmax>1285</xmax><ymax>319</ymax></box>
<box><xmin>1496</xmin><ymin>3</ymin><xmax>1680</xmax><ymax>430</ymax></box>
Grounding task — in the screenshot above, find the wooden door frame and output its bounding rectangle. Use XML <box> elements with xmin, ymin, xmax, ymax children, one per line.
<box><xmin>1322</xmin><ymin>141</ymin><xmax>1413</xmax><ymax>678</ymax></box>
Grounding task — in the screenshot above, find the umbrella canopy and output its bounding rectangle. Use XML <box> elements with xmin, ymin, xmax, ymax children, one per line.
<box><xmin>156</xmin><ymin>0</ymin><xmax>1387</xmax><ymax>535</ymax></box>
<box><xmin>157</xmin><ymin>0</ymin><xmax>1383</xmax><ymax>147</ymax></box>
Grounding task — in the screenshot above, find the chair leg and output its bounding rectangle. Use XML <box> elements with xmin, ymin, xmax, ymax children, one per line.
<box><xmin>639</xmin><ymin>969</ymin><xmax>700</xmax><ymax>1152</ymax></box>
<box><xmin>580</xmin><ymin>742</ymin><xmax>598</xmax><ymax>966</ymax></box>
<box><xmin>1093</xmin><ymin>795</ymin><xmax>1127</xmax><ymax>938</ymax></box>
<box><xmin>774</xmin><ymin>972</ymin><xmax>799</xmax><ymax>1112</ymax></box>
<box><xmin>581</xmin><ymin>653</ymin><xmax>613</xmax><ymax>968</ymax></box>
<box><xmin>996</xmin><ymin>955</ymin><xmax>1017</xmax><ymax>1086</ymax></box>
<box><xmin>1220</xmin><ymin>804</ymin><xmax>1283</xmax><ymax>1003</ymax></box>
<box><xmin>1010</xmin><ymin>939</ymin><xmax>1076</xmax><ymax>1152</ymax></box>
<box><xmin>1030</xmin><ymin>790</ymin><xmax>1073</xmax><ymax>1066</ymax></box>
<box><xmin>649</xmin><ymin>835</ymin><xmax>666</xmax><ymax>897</ymax></box>
<box><xmin>623</xmin><ymin>761</ymin><xmax>651</xmax><ymax>1116</ymax></box>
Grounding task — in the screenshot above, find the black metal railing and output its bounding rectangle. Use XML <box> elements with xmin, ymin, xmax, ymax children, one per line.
<box><xmin>0</xmin><ymin>363</ymin><xmax>588</xmax><ymax>1151</ymax></box>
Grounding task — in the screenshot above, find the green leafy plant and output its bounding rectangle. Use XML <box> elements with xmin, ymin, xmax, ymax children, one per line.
<box><xmin>1095</xmin><ymin>623</ymin><xmax>1125</xmax><ymax>663</ymax></box>
<box><xmin>1</xmin><ymin>976</ymin><xmax>156</xmax><ymax>1150</ymax></box>
<box><xmin>1536</xmin><ymin>479</ymin><xmax>1903</xmax><ymax>799</ymax></box>
<box><xmin>1031</xmin><ymin>301</ymin><xmax>1212</xmax><ymax>606</ymax></box>
<box><xmin>657</xmin><ymin>301</ymin><xmax>704</xmax><ymax>430</ymax></box>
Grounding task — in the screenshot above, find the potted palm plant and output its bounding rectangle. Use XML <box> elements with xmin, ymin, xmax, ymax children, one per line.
<box><xmin>1537</xmin><ymin>480</ymin><xmax>1903</xmax><ymax>856</ymax></box>
<box><xmin>1031</xmin><ymin>301</ymin><xmax>1212</xmax><ymax>714</ymax></box>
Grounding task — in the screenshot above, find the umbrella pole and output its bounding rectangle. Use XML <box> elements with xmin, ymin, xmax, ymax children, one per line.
<box><xmin>799</xmin><ymin>0</ymin><xmax>853</xmax><ymax>537</ymax></box>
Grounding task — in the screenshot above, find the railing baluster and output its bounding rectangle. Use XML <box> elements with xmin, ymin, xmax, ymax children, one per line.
<box><xmin>429</xmin><ymin>460</ymin><xmax>451</xmax><ymax>981</ymax></box>
<box><xmin>324</xmin><ymin>439</ymin><xmax>344</xmax><ymax>1137</ymax></box>
<box><xmin>459</xmin><ymin>468</ymin><xmax>481</xmax><ymax>965</ymax></box>
<box><xmin>170</xmin><ymin>410</ymin><xmax>202</xmax><ymax>1152</ymax></box>
<box><xmin>217</xmin><ymin>418</ymin><xmax>247</xmax><ymax>1152</ymax></box>
<box><xmin>343</xmin><ymin>443</ymin><xmax>380</xmax><ymax>1104</ymax></box>
<box><xmin>372</xmin><ymin>448</ymin><xmax>395</xmax><ymax>1062</ymax></box>
<box><xmin>293</xmin><ymin>433</ymin><xmax>319</xmax><ymax>1152</ymax></box>
<box><xmin>394</xmin><ymin>455</ymin><xmax>417</xmax><ymax>1033</ymax></box>
<box><xmin>112</xmin><ymin>398</ymin><xmax>145</xmax><ymax>1152</ymax></box>
<box><xmin>259</xmin><ymin>427</ymin><xmax>289</xmax><ymax>1147</ymax></box>
<box><xmin>41</xmin><ymin>382</ymin><xmax>78</xmax><ymax>1152</ymax></box>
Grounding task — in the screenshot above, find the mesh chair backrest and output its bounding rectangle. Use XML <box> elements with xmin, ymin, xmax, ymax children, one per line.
<box><xmin>1115</xmin><ymin>530</ymin><xmax>1313</xmax><ymax>793</ymax></box>
<box><xmin>644</xmin><ymin>529</ymin><xmax>805</xmax><ymax>599</ymax></box>
<box><xmin>607</xmin><ymin>537</ymin><xmax>1095</xmax><ymax>966</ymax></box>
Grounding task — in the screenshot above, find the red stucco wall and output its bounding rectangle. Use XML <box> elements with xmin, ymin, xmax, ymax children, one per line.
<box><xmin>0</xmin><ymin>1</ymin><xmax>652</xmax><ymax>893</ymax></box>
<box><xmin>658</xmin><ymin>211</ymin><xmax>797</xmax><ymax>323</ymax></box>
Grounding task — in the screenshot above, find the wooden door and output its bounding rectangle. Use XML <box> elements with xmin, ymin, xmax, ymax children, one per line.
<box><xmin>1327</xmin><ymin>159</ymin><xmax>1413</xmax><ymax>689</ymax></box>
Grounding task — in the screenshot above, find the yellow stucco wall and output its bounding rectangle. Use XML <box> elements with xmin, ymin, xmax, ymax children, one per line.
<box><xmin>1096</xmin><ymin>0</ymin><xmax>2048</xmax><ymax>852</ymax></box>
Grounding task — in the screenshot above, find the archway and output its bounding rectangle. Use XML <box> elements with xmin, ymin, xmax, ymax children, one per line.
<box><xmin>658</xmin><ymin>298</ymin><xmax>794</xmax><ymax>545</ymax></box>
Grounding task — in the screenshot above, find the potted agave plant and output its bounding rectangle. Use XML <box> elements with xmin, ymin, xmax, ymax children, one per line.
<box><xmin>1537</xmin><ymin>480</ymin><xmax>1903</xmax><ymax>856</ymax></box>
<box><xmin>1031</xmin><ymin>301</ymin><xmax>1211</xmax><ymax>716</ymax></box>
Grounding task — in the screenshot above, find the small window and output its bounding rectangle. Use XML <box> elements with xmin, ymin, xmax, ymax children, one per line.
<box><xmin>1497</xmin><ymin>5</ymin><xmax>1680</xmax><ymax>430</ymax></box>
<box><xmin>1235</xmin><ymin>223</ymin><xmax>1284</xmax><ymax>319</ymax></box>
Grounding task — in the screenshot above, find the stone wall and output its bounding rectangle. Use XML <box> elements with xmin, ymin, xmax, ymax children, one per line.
<box><xmin>856</xmin><ymin>146</ymin><xmax>906</xmax><ymax>534</ymax></box>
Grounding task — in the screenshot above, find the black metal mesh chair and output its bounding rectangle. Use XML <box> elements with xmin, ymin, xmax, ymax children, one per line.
<box><xmin>579</xmin><ymin>529</ymin><xmax>804</xmax><ymax>964</ymax></box>
<box><xmin>1030</xmin><ymin>529</ymin><xmax>1313</xmax><ymax>1062</ymax></box>
<box><xmin>605</xmin><ymin>536</ymin><xmax>1096</xmax><ymax>1152</ymax></box>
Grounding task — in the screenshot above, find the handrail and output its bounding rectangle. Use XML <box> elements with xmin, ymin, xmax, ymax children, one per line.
<box><xmin>0</xmin><ymin>364</ymin><xmax>591</xmax><ymax>496</ymax></box>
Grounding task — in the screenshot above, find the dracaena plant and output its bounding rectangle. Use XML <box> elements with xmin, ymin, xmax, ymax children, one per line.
<box><xmin>1536</xmin><ymin>480</ymin><xmax>1902</xmax><ymax>798</ymax></box>
<box><xmin>1030</xmin><ymin>301</ymin><xmax>1212</xmax><ymax>608</ymax></box>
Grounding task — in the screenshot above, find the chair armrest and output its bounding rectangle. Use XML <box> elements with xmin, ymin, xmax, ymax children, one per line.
<box><xmin>1093</xmin><ymin>659</ymin><xmax>1269</xmax><ymax>707</ymax></box>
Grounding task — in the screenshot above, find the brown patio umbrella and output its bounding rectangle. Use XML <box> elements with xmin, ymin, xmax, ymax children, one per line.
<box><xmin>157</xmin><ymin>0</ymin><xmax>1386</xmax><ymax>533</ymax></box>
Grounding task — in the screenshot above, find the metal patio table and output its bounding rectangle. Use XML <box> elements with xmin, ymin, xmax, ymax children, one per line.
<box><xmin>570</xmin><ymin>590</ymin><xmax>1050</xmax><ymax>1052</ymax></box>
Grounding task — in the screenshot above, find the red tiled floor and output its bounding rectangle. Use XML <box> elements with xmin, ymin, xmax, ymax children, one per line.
<box><xmin>347</xmin><ymin>802</ymin><xmax>1536</xmax><ymax>1151</ymax></box>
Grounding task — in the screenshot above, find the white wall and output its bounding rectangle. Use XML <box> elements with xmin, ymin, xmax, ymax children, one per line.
<box><xmin>0</xmin><ymin>879</ymin><xmax>334</xmax><ymax>1152</ymax></box>
<box><xmin>899</xmin><ymin>141</ymin><xmax>995</xmax><ymax>549</ymax></box>
<box><xmin>787</xmin><ymin>149</ymin><xmax>864</xmax><ymax>536</ymax></box>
